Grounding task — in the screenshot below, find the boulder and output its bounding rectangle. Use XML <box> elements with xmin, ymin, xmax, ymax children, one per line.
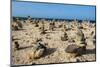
<box><xmin>65</xmin><ymin>44</ymin><xmax>86</xmax><ymax>57</ymax></box>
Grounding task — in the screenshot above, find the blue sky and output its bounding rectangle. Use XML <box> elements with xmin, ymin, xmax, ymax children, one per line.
<box><xmin>12</xmin><ymin>1</ymin><xmax>96</xmax><ymax>21</ymax></box>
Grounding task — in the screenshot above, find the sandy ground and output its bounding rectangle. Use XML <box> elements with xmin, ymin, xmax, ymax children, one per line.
<box><xmin>11</xmin><ymin>18</ymin><xmax>96</xmax><ymax>65</ymax></box>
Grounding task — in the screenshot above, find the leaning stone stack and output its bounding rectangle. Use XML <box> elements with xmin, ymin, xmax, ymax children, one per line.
<box><xmin>74</xmin><ymin>30</ymin><xmax>86</xmax><ymax>46</ymax></box>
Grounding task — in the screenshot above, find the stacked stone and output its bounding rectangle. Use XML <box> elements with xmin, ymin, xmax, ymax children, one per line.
<box><xmin>61</xmin><ymin>32</ymin><xmax>68</xmax><ymax>41</ymax></box>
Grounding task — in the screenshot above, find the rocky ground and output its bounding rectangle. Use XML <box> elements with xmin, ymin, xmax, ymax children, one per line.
<box><xmin>11</xmin><ymin>18</ymin><xmax>96</xmax><ymax>65</ymax></box>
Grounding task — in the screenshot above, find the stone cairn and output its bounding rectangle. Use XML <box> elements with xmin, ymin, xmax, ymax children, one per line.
<box><xmin>40</xmin><ymin>20</ymin><xmax>46</xmax><ymax>34</ymax></box>
<box><xmin>34</xmin><ymin>20</ymin><xmax>39</xmax><ymax>27</ymax></box>
<box><xmin>61</xmin><ymin>32</ymin><xmax>68</xmax><ymax>41</ymax></box>
<box><xmin>16</xmin><ymin>19</ymin><xmax>23</xmax><ymax>29</ymax></box>
<box><xmin>12</xmin><ymin>23</ymin><xmax>19</xmax><ymax>31</ymax></box>
<box><xmin>49</xmin><ymin>20</ymin><xmax>55</xmax><ymax>31</ymax></box>
<box><xmin>12</xmin><ymin>18</ymin><xmax>23</xmax><ymax>30</ymax></box>
<box><xmin>27</xmin><ymin>16</ymin><xmax>33</xmax><ymax>23</ymax></box>
<box><xmin>65</xmin><ymin>30</ymin><xmax>87</xmax><ymax>57</ymax></box>
<box><xmin>75</xmin><ymin>30</ymin><xmax>86</xmax><ymax>45</ymax></box>
<box><xmin>14</xmin><ymin>41</ymin><xmax>20</xmax><ymax>51</ymax></box>
<box><xmin>27</xmin><ymin>42</ymin><xmax>47</xmax><ymax>60</ymax></box>
<box><xmin>63</xmin><ymin>24</ymin><xmax>68</xmax><ymax>31</ymax></box>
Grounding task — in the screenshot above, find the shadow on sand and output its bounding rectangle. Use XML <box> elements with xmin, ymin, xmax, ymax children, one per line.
<box><xmin>18</xmin><ymin>45</ymin><xmax>33</xmax><ymax>50</ymax></box>
<box><xmin>85</xmin><ymin>48</ymin><xmax>96</xmax><ymax>55</ymax></box>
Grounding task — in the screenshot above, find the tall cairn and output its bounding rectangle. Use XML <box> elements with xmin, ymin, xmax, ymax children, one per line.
<box><xmin>16</xmin><ymin>18</ymin><xmax>23</xmax><ymax>29</ymax></box>
<box><xmin>49</xmin><ymin>20</ymin><xmax>55</xmax><ymax>31</ymax></box>
<box><xmin>40</xmin><ymin>20</ymin><xmax>46</xmax><ymax>34</ymax></box>
<box><xmin>12</xmin><ymin>17</ymin><xmax>23</xmax><ymax>30</ymax></box>
<box><xmin>74</xmin><ymin>30</ymin><xmax>86</xmax><ymax>53</ymax></box>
